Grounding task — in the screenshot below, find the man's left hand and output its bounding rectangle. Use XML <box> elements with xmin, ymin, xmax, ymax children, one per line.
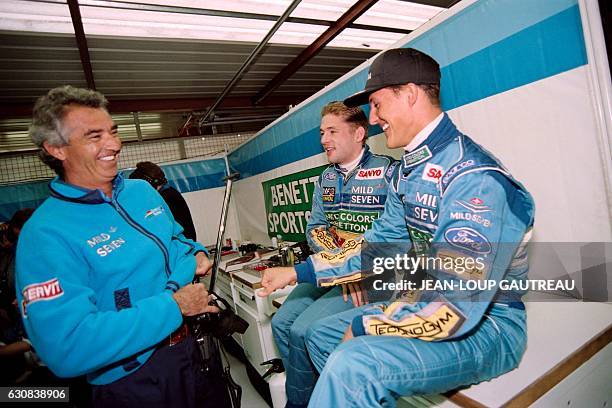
<box><xmin>195</xmin><ymin>252</ymin><xmax>213</xmax><ymax>276</ymax></box>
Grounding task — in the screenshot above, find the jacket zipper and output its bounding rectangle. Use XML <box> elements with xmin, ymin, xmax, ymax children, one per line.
<box><xmin>110</xmin><ymin>199</ymin><xmax>172</xmax><ymax>278</ymax></box>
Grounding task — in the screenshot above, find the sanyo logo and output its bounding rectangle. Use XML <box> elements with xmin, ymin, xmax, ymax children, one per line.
<box><xmin>356</xmin><ymin>167</ymin><xmax>384</xmax><ymax>180</ymax></box>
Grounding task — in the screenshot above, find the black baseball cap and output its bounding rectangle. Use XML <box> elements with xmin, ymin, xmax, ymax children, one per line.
<box><xmin>344</xmin><ymin>48</ymin><xmax>440</xmax><ymax>107</ymax></box>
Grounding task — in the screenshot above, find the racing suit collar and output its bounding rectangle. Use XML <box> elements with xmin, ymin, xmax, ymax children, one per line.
<box><xmin>404</xmin><ymin>112</ymin><xmax>444</xmax><ymax>152</ymax></box>
<box><xmin>333</xmin><ymin>145</ymin><xmax>371</xmax><ymax>174</ymax></box>
<box><xmin>401</xmin><ymin>113</ymin><xmax>457</xmax><ymax>172</ymax></box>
<box><xmin>48</xmin><ymin>172</ymin><xmax>126</xmax><ymax>204</ymax></box>
<box><xmin>358</xmin><ymin>144</ymin><xmax>372</xmax><ymax>167</ymax></box>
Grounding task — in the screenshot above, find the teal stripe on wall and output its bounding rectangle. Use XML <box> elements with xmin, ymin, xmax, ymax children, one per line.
<box><xmin>440</xmin><ymin>5</ymin><xmax>586</xmax><ymax>110</ymax></box>
<box><xmin>408</xmin><ymin>0</ymin><xmax>579</xmax><ymax>67</ymax></box>
<box><xmin>161</xmin><ymin>158</ymin><xmax>227</xmax><ymax>192</ymax></box>
<box><xmin>0</xmin><ymin>158</ymin><xmax>228</xmax><ymax>220</ymax></box>
<box><xmin>0</xmin><ymin>180</ymin><xmax>50</xmax><ymax>221</ymax></box>
<box><xmin>230</xmin><ymin>3</ymin><xmax>586</xmax><ymax>178</ymax></box>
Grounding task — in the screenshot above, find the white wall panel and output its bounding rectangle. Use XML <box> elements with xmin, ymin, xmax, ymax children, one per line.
<box><xmin>447</xmin><ymin>66</ymin><xmax>612</xmax><ymax>243</ymax></box>
<box><xmin>232</xmin><ymin>153</ymin><xmax>328</xmax><ymax>244</ymax></box>
<box><xmin>184</xmin><ymin>187</ymin><xmax>241</xmax><ymax>247</ymax></box>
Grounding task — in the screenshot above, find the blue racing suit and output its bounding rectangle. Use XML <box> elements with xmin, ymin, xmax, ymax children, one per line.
<box><xmin>306</xmin><ymin>145</ymin><xmax>399</xmax><ymax>252</ymax></box>
<box><xmin>294</xmin><ymin>114</ymin><xmax>535</xmax><ymax>407</ymax></box>
<box><xmin>272</xmin><ymin>145</ymin><xmax>399</xmax><ymax>407</ymax></box>
<box><xmin>15</xmin><ymin>174</ymin><xmax>207</xmax><ymax>385</ymax></box>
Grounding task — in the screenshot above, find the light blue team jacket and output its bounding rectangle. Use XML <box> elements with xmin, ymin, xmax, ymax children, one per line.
<box><xmin>16</xmin><ymin>174</ymin><xmax>206</xmax><ymax>384</ymax></box>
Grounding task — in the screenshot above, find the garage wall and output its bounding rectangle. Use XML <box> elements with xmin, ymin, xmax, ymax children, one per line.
<box><xmin>227</xmin><ymin>0</ymin><xmax>612</xmax><ymax>252</ymax></box>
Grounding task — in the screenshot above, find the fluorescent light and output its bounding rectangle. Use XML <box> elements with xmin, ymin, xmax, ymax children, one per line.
<box><xmin>0</xmin><ymin>0</ymin><xmax>442</xmax><ymax>49</ymax></box>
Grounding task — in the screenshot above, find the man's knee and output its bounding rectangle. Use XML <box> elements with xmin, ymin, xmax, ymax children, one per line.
<box><xmin>304</xmin><ymin>321</ymin><xmax>321</xmax><ymax>351</ymax></box>
<box><xmin>271</xmin><ymin>309</ymin><xmax>291</xmax><ymax>340</ymax></box>
<box><xmin>304</xmin><ymin>322</ymin><xmax>329</xmax><ymax>372</ymax></box>
<box><xmin>320</xmin><ymin>342</ymin><xmax>376</xmax><ymax>385</ymax></box>
<box><xmin>288</xmin><ymin>319</ymin><xmax>309</xmax><ymax>347</ymax></box>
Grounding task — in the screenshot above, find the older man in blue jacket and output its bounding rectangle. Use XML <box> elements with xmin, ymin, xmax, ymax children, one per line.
<box><xmin>16</xmin><ymin>86</ymin><xmax>219</xmax><ymax>408</ymax></box>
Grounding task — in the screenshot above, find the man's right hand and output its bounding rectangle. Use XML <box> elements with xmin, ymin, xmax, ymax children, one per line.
<box><xmin>342</xmin><ymin>281</ymin><xmax>369</xmax><ymax>307</ymax></box>
<box><xmin>172</xmin><ymin>283</ymin><xmax>219</xmax><ymax>316</ymax></box>
<box><xmin>258</xmin><ymin>267</ymin><xmax>297</xmax><ymax>297</ymax></box>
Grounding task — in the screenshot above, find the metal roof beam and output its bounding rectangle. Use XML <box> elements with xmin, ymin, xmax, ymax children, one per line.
<box><xmin>0</xmin><ymin>95</ymin><xmax>299</xmax><ymax>118</ymax></box>
<box><xmin>397</xmin><ymin>0</ymin><xmax>458</xmax><ymax>7</ymax></box>
<box><xmin>67</xmin><ymin>0</ymin><xmax>96</xmax><ymax>90</ymax></box>
<box><xmin>253</xmin><ymin>0</ymin><xmax>379</xmax><ymax>106</ymax></box>
<box><xmin>74</xmin><ymin>0</ymin><xmax>412</xmax><ymax>35</ymax></box>
<box><xmin>196</xmin><ymin>0</ymin><xmax>302</xmax><ymax>127</ymax></box>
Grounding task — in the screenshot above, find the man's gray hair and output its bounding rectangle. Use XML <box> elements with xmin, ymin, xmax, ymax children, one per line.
<box><xmin>29</xmin><ymin>85</ymin><xmax>108</xmax><ymax>175</ymax></box>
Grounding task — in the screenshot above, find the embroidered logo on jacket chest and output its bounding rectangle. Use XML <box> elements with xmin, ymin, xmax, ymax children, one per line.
<box><xmin>145</xmin><ymin>206</ymin><xmax>164</xmax><ymax>218</ymax></box>
<box><xmin>86</xmin><ymin>228</ymin><xmax>126</xmax><ymax>257</ymax></box>
<box><xmin>322</xmin><ymin>187</ymin><xmax>336</xmax><ymax>202</ymax></box>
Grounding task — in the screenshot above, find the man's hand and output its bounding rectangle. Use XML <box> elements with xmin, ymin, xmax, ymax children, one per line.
<box><xmin>172</xmin><ymin>283</ymin><xmax>219</xmax><ymax>316</ymax></box>
<box><xmin>329</xmin><ymin>226</ymin><xmax>345</xmax><ymax>247</ymax></box>
<box><xmin>195</xmin><ymin>252</ymin><xmax>213</xmax><ymax>276</ymax></box>
<box><xmin>257</xmin><ymin>267</ymin><xmax>297</xmax><ymax>297</ymax></box>
<box><xmin>342</xmin><ymin>281</ymin><xmax>369</xmax><ymax>307</ymax></box>
<box><xmin>342</xmin><ymin>324</ymin><xmax>354</xmax><ymax>342</ymax></box>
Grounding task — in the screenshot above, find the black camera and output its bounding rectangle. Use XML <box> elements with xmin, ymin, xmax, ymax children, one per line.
<box><xmin>188</xmin><ymin>294</ymin><xmax>249</xmax><ymax>339</ymax></box>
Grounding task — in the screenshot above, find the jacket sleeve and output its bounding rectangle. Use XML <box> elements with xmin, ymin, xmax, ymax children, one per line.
<box><xmin>351</xmin><ymin>171</ymin><xmax>534</xmax><ymax>340</ymax></box>
<box><xmin>160</xmin><ymin>198</ymin><xmax>208</xmax><ymax>292</ymax></box>
<box><xmin>305</xmin><ymin>175</ymin><xmax>342</xmax><ymax>253</ymax></box>
<box><xmin>15</xmin><ymin>227</ymin><xmax>183</xmax><ymax>378</ymax></box>
<box><xmin>296</xmin><ymin>171</ymin><xmax>411</xmax><ymax>286</ymax></box>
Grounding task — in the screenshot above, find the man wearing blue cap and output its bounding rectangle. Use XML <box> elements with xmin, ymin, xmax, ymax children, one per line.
<box><xmin>259</xmin><ymin>47</ymin><xmax>535</xmax><ymax>407</ymax></box>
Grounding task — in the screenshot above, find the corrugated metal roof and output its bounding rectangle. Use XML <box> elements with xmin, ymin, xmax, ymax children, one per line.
<box><xmin>0</xmin><ymin>0</ymin><xmax>453</xmax><ymax>155</ymax></box>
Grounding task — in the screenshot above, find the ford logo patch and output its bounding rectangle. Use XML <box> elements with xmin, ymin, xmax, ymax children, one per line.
<box><xmin>444</xmin><ymin>227</ymin><xmax>492</xmax><ymax>254</ymax></box>
<box><xmin>324</xmin><ymin>172</ymin><xmax>337</xmax><ymax>181</ymax></box>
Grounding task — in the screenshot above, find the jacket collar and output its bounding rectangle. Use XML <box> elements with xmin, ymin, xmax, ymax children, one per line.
<box><xmin>49</xmin><ymin>172</ymin><xmax>125</xmax><ymax>204</ymax></box>
<box><xmin>333</xmin><ymin>144</ymin><xmax>372</xmax><ymax>173</ymax></box>
<box><xmin>401</xmin><ymin>113</ymin><xmax>457</xmax><ymax>173</ymax></box>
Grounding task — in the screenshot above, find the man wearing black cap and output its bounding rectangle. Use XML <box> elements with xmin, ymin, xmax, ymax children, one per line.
<box><xmin>259</xmin><ymin>47</ymin><xmax>535</xmax><ymax>407</ymax></box>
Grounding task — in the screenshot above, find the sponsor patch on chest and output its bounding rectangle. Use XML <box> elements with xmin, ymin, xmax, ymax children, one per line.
<box><xmin>322</xmin><ymin>187</ymin><xmax>336</xmax><ymax>202</ymax></box>
<box><xmin>355</xmin><ymin>167</ymin><xmax>384</xmax><ymax>180</ymax></box>
<box><xmin>422</xmin><ymin>163</ymin><xmax>443</xmax><ymax>183</ymax></box>
<box><xmin>145</xmin><ymin>206</ymin><xmax>164</xmax><ymax>218</ymax></box>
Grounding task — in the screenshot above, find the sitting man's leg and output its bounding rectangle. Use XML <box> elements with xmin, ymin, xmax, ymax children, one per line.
<box><xmin>271</xmin><ymin>283</ymin><xmax>329</xmax><ymax>366</ymax></box>
<box><xmin>284</xmin><ymin>286</ymin><xmax>353</xmax><ymax>407</ymax></box>
<box><xmin>305</xmin><ymin>304</ymin><xmax>374</xmax><ymax>374</ymax></box>
<box><xmin>306</xmin><ymin>304</ymin><xmax>526</xmax><ymax>408</ymax></box>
